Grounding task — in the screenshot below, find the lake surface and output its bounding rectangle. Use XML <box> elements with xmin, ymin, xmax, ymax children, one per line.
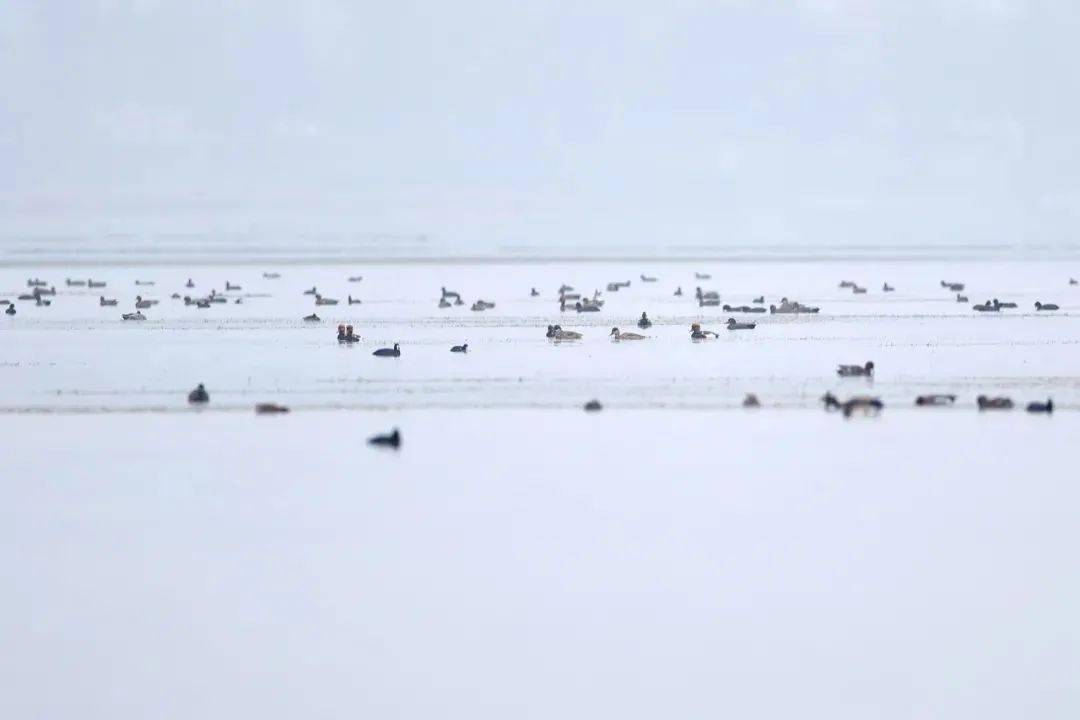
<box><xmin>2</xmin><ymin>259</ymin><xmax>1079</xmax><ymax>718</ymax></box>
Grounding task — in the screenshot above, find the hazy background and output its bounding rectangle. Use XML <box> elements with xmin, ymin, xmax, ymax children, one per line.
<box><xmin>3</xmin><ymin>0</ymin><xmax>1079</xmax><ymax>252</ymax></box>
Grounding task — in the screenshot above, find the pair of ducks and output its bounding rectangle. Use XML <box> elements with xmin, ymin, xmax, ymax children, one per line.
<box><xmin>973</xmin><ymin>299</ymin><xmax>1018</xmax><ymax>312</ymax></box>
<box><xmin>821</xmin><ymin>392</ymin><xmax>884</xmax><ymax>417</ymax></box>
<box><xmin>336</xmin><ymin>324</ymin><xmax>360</xmax><ymax>343</ymax></box>
<box><xmin>978</xmin><ymin>395</ymin><xmax>1054</xmax><ymax>413</ymax></box>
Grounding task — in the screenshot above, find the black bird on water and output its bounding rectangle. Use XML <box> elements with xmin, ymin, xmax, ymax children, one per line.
<box><xmin>368</xmin><ymin>428</ymin><xmax>401</xmax><ymax>449</ymax></box>
<box><xmin>451</xmin><ymin>343</ymin><xmax>468</xmax><ymax>353</ymax></box>
<box><xmin>188</xmin><ymin>383</ymin><xmax>209</xmax><ymax>404</ymax></box>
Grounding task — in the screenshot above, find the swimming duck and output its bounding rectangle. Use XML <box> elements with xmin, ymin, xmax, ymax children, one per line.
<box><xmin>882</xmin><ymin>283</ymin><xmax>895</xmax><ymax>292</ymax></box>
<box><xmin>575</xmin><ymin>301</ymin><xmax>600</xmax><ymax>313</ymax></box>
<box><xmin>530</xmin><ymin>288</ymin><xmax>540</xmax><ymax>297</ymax></box>
<box><xmin>689</xmin><ymin>323</ymin><xmax>718</xmax><ymax>339</ymax></box>
<box><xmin>4</xmin><ymin>305</ymin><xmax>14</xmax><ymax>316</ymax></box>
<box><xmin>255</xmin><ymin>403</ymin><xmax>290</xmax><ymax>414</ymax></box>
<box><xmin>441</xmin><ymin>287</ymin><xmax>461</xmax><ymax>300</ymax></box>
<box><xmin>348</xmin><ymin>295</ymin><xmax>362</xmax><ymax>305</ymax></box>
<box><xmin>438</xmin><ymin>297</ymin><xmax>452</xmax><ymax>308</ymax></box>
<box><xmin>187</xmin><ymin>383</ymin><xmax>209</xmax><ymax>404</ymax></box>
<box><xmin>263</xmin><ymin>272</ymin><xmax>281</xmax><ymax>279</ymax></box>
<box><xmin>837</xmin><ymin>361</ymin><xmax>874</xmax><ymax>377</ymax></box>
<box><xmin>1026</xmin><ymin>398</ymin><xmax>1054</xmax><ymax>414</ymax></box>
<box><xmin>957</xmin><ymin>294</ymin><xmax>969</xmax><ymax>303</ymax></box>
<box><xmin>1071</xmin><ymin>278</ymin><xmax>1078</xmax><ymax>286</ymax></box>
<box><xmin>637</xmin><ymin>312</ymin><xmax>652</xmax><ymax>329</ymax></box>
<box><xmin>196</xmin><ymin>299</ymin><xmax>211</xmax><ymax>309</ymax></box>
<box><xmin>170</xmin><ymin>293</ymin><xmax>181</xmax><ymax>299</ymax></box>
<box><xmin>973</xmin><ymin>301</ymin><xmax>999</xmax><ymax>312</ymax></box>
<box><xmin>235</xmin><ymin>298</ymin><xmax>242</xmax><ymax>304</ymax></box>
<box><xmin>992</xmin><ymin>299</ymin><xmax>1017</xmax><ymax>309</ymax></box>
<box><xmin>610</xmin><ymin>327</ymin><xmax>646</xmax><ymax>340</ymax></box>
<box><xmin>27</xmin><ymin>279</ymin><xmax>47</xmax><ymax>287</ymax></box>
<box><xmin>695</xmin><ymin>287</ymin><xmax>720</xmax><ymax>301</ymax></box>
<box><xmin>821</xmin><ymin>392</ymin><xmax>842</xmax><ymax>411</ymax></box>
<box><xmin>135</xmin><ymin>280</ymin><xmax>155</xmax><ymax>286</ymax></box>
<box><xmin>303</xmin><ymin>286</ymin><xmax>318</xmax><ymax>295</ymax></box>
<box><xmin>348</xmin><ymin>275</ymin><xmax>363</xmax><ymax>282</ymax></box>
<box><xmin>839</xmin><ymin>396</ymin><xmax>884</xmax><ymax>418</ymax></box>
<box><xmin>65</xmin><ymin>278</ymin><xmax>86</xmax><ymax>287</ymax></box>
<box><xmin>373</xmin><ymin>343</ymin><xmax>401</xmax><ymax>357</ymax></box>
<box><xmin>753</xmin><ymin>296</ymin><xmax>765</xmax><ymax>304</ymax></box>
<box><xmin>314</xmin><ymin>294</ymin><xmax>338</xmax><ymax>305</ymax></box>
<box><xmin>640</xmin><ymin>274</ymin><xmax>658</xmax><ymax>282</ymax></box>
<box><xmin>742</xmin><ymin>393</ymin><xmax>761</xmax><ymax>408</ymax></box>
<box><xmin>1035</xmin><ymin>301</ymin><xmax>1059</xmax><ymax>311</ymax></box>
<box><xmin>915</xmin><ymin>394</ymin><xmax>956</xmax><ymax>406</ymax></box>
<box><xmin>35</xmin><ymin>297</ymin><xmax>51</xmax><ymax>307</ymax></box>
<box><xmin>99</xmin><ymin>296</ymin><xmax>118</xmax><ymax>306</ymax></box>
<box><xmin>226</xmin><ymin>282</ymin><xmax>241</xmax><ymax>291</ymax></box>
<box><xmin>698</xmin><ymin>297</ymin><xmax>721</xmax><ymax>307</ymax></box>
<box><xmin>186</xmin><ymin>279</ymin><xmax>195</xmax><ymax>288</ymax></box>
<box><xmin>583</xmin><ymin>400</ymin><xmax>603</xmax><ymax>412</ymax></box>
<box><xmin>135</xmin><ymin>295</ymin><xmax>152</xmax><ymax>309</ymax></box>
<box><xmin>451</xmin><ymin>343</ymin><xmax>468</xmax><ymax>353</ymax></box>
<box><xmin>122</xmin><ymin>311</ymin><xmax>146</xmax><ymax>321</ymax></box>
<box><xmin>852</xmin><ymin>285</ymin><xmax>867</xmax><ymax>294</ymax></box>
<box><xmin>726</xmin><ymin>318</ymin><xmax>756</xmax><ymax>330</ymax></box>
<box><xmin>695</xmin><ymin>272</ymin><xmax>711</xmax><ymax>280</ymax></box>
<box><xmin>838</xmin><ymin>280</ymin><xmax>855</xmax><ymax>288</ymax></box>
<box><xmin>555</xmin><ymin>325</ymin><xmax>583</xmax><ymax>340</ymax></box>
<box><xmin>17</xmin><ymin>293</ymin><xmax>35</xmax><ymax>300</ymax></box>
<box><xmin>368</xmin><ymin>428</ymin><xmax>401</xmax><ymax>448</ymax></box>
<box><xmin>674</xmin><ymin>287</ymin><xmax>683</xmax><ymax>297</ymax></box>
<box><xmin>977</xmin><ymin>395</ymin><xmax>1013</xmax><ymax>410</ymax></box>
<box><xmin>303</xmin><ymin>313</ymin><xmax>321</xmax><ymax>322</ymax></box>
<box><xmin>941</xmin><ymin>281</ymin><xmax>965</xmax><ymax>291</ymax></box>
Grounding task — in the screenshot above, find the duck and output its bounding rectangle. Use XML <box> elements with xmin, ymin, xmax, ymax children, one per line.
<box><xmin>235</xmin><ymin>298</ymin><xmax>243</xmax><ymax>304</ymax></box>
<box><xmin>4</xmin><ymin>305</ymin><xmax>14</xmax><ymax>316</ymax></box>
<box><xmin>347</xmin><ymin>275</ymin><xmax>363</xmax><ymax>282</ymax></box>
<box><xmin>450</xmin><ymin>343</ymin><xmax>468</xmax><ymax>353</ymax></box>
<box><xmin>303</xmin><ymin>286</ymin><xmax>318</xmax><ymax>295</ymax></box>
<box><xmin>852</xmin><ymin>285</ymin><xmax>867</xmax><ymax>294</ymax></box>
<box><xmin>35</xmin><ymin>297</ymin><xmax>51</xmax><ymax>307</ymax></box>
<box><xmin>977</xmin><ymin>395</ymin><xmax>1013</xmax><ymax>410</ymax></box>
<box><xmin>196</xmin><ymin>299</ymin><xmax>211</xmax><ymax>309</ymax></box>
<box><xmin>992</xmin><ymin>298</ymin><xmax>1017</xmax><ymax>309</ymax></box>
<box><xmin>122</xmin><ymin>311</ymin><xmax>146</xmax><ymax>321</ymax></box>
<box><xmin>263</xmin><ymin>272</ymin><xmax>281</xmax><ymax>279</ymax></box>
<box><xmin>1026</xmin><ymin>398</ymin><xmax>1054</xmax><ymax>414</ymax></box>
<box><xmin>225</xmin><ymin>281</ymin><xmax>241</xmax><ymax>291</ymax></box>
<box><xmin>373</xmin><ymin>343</ymin><xmax>401</xmax><ymax>357</ymax></box>
<box><xmin>839</xmin><ymin>396</ymin><xmax>884</xmax><ymax>418</ymax></box>
<box><xmin>1071</xmin><ymin>278</ymin><xmax>1078</xmax><ymax>286</ymax></box>
<box><xmin>882</xmin><ymin>283</ymin><xmax>895</xmax><ymax>292</ymax></box>
<box><xmin>170</xmin><ymin>293</ymin><xmax>181</xmax><ymax>299</ymax></box>
<box><xmin>1035</xmin><ymin>301</ymin><xmax>1059</xmax><ymax>311</ymax></box>
<box><xmin>99</xmin><ymin>296</ymin><xmax>118</xmax><ymax>306</ymax></box>
<box><xmin>187</xmin><ymin>383</ymin><xmax>209</xmax><ymax>404</ymax></box>
<box><xmin>545</xmin><ymin>324</ymin><xmax>582</xmax><ymax>340</ymax></box>
<box><xmin>314</xmin><ymin>294</ymin><xmax>338</xmax><ymax>305</ymax></box>
<box><xmin>255</xmin><ymin>403</ymin><xmax>290</xmax><ymax>414</ymax></box>
<box><xmin>35</xmin><ymin>286</ymin><xmax>56</xmax><ymax>296</ymax></box>
<box><xmin>821</xmin><ymin>392</ymin><xmax>842</xmax><ymax>411</ymax></box>
<box><xmin>185</xmin><ymin>279</ymin><xmax>195</xmax><ymax>288</ymax></box>
<box><xmin>973</xmin><ymin>300</ymin><xmax>999</xmax><ymax>312</ymax></box>
<box><xmin>726</xmin><ymin>318</ymin><xmax>756</xmax><ymax>330</ymax></box>
<box><xmin>742</xmin><ymin>393</ymin><xmax>761</xmax><ymax>408</ymax></box>
<box><xmin>698</xmin><ymin>297</ymin><xmax>721</xmax><ymax>307</ymax></box>
<box><xmin>135</xmin><ymin>280</ymin><xmax>155</xmax><ymax>286</ymax></box>
<box><xmin>838</xmin><ymin>280</ymin><xmax>855</xmax><ymax>288</ymax></box>
<box><xmin>837</xmin><ymin>361</ymin><xmax>874</xmax><ymax>377</ymax></box>
<box><xmin>695</xmin><ymin>287</ymin><xmax>720</xmax><ymax>301</ymax></box>
<box><xmin>441</xmin><ymin>287</ymin><xmax>461</xmax><ymax>301</ymax></box>
<box><xmin>368</xmin><ymin>428</ymin><xmax>401</xmax><ymax>448</ymax></box>
<box><xmin>695</xmin><ymin>272</ymin><xmax>711</xmax><ymax>280</ymax></box>
<box><xmin>575</xmin><ymin>301</ymin><xmax>600</xmax><ymax>313</ymax></box>
<box><xmin>610</xmin><ymin>327</ymin><xmax>646</xmax><ymax>340</ymax></box>
<box><xmin>27</xmin><ymin>279</ymin><xmax>47</xmax><ymax>287</ymax></box>
<box><xmin>915</xmin><ymin>394</ymin><xmax>956</xmax><ymax>406</ymax></box>
<box><xmin>674</xmin><ymin>287</ymin><xmax>683</xmax><ymax>297</ymax></box>
<box><xmin>637</xmin><ymin>312</ymin><xmax>652</xmax><ymax>329</ymax></box>
<box><xmin>65</xmin><ymin>278</ymin><xmax>86</xmax><ymax>287</ymax></box>
<box><xmin>303</xmin><ymin>313</ymin><xmax>321</xmax><ymax>322</ymax></box>
<box><xmin>348</xmin><ymin>295</ymin><xmax>362</xmax><ymax>305</ymax></box>
<box><xmin>135</xmin><ymin>295</ymin><xmax>153</xmax><ymax>309</ymax></box>
<box><xmin>453</xmin><ymin>297</ymin><xmax>464</xmax><ymax>306</ymax></box>
<box><xmin>752</xmin><ymin>296</ymin><xmax>765</xmax><ymax>304</ymax></box>
<box><xmin>530</xmin><ymin>288</ymin><xmax>540</xmax><ymax>297</ymax></box>
<box><xmin>583</xmin><ymin>400</ymin><xmax>603</xmax><ymax>412</ymax></box>
<box><xmin>438</xmin><ymin>297</ymin><xmax>452</xmax><ymax>308</ymax></box>
<box><xmin>640</xmin><ymin>274</ymin><xmax>658</xmax><ymax>282</ymax></box>
<box><xmin>689</xmin><ymin>322</ymin><xmax>719</xmax><ymax>339</ymax></box>
<box><xmin>941</xmin><ymin>280</ymin><xmax>965</xmax><ymax>291</ymax></box>
<box><xmin>957</xmin><ymin>293</ymin><xmax>969</xmax><ymax>303</ymax></box>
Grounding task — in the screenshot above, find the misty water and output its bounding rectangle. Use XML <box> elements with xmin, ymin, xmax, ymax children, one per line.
<box><xmin>3</xmin><ymin>257</ymin><xmax>1080</xmax><ymax>718</ymax></box>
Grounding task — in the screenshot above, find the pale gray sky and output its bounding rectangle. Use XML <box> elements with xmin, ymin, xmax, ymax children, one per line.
<box><xmin>2</xmin><ymin>0</ymin><xmax>1078</xmax><ymax>248</ymax></box>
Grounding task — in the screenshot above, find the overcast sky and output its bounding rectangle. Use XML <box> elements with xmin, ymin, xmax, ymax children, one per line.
<box><xmin>2</xmin><ymin>0</ymin><xmax>1078</xmax><ymax>248</ymax></box>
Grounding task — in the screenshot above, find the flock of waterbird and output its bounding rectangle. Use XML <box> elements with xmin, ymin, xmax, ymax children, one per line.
<box><xmin>4</xmin><ymin>268</ymin><xmax>1074</xmax><ymax>445</ymax></box>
